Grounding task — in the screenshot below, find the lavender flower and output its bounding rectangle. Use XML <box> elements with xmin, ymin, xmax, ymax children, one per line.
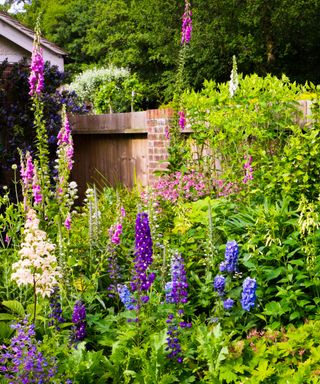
<box><xmin>48</xmin><ymin>286</ymin><xmax>65</xmax><ymax>330</ymax></box>
<box><xmin>71</xmin><ymin>301</ymin><xmax>86</xmax><ymax>342</ymax></box>
<box><xmin>28</xmin><ymin>45</ymin><xmax>44</xmax><ymax>96</ymax></box>
<box><xmin>0</xmin><ymin>318</ymin><xmax>57</xmax><ymax>382</ymax></box>
<box><xmin>131</xmin><ymin>213</ymin><xmax>155</xmax><ymax>297</ymax></box>
<box><xmin>165</xmin><ymin>253</ymin><xmax>188</xmax><ymax>304</ymax></box>
<box><xmin>214</xmin><ymin>275</ymin><xmax>226</xmax><ymax>296</ymax></box>
<box><xmin>219</xmin><ymin>240</ymin><xmax>239</xmax><ymax>273</ymax></box>
<box><xmin>106</xmin><ymin>247</ymin><xmax>122</xmax><ymax>297</ymax></box>
<box><xmin>223</xmin><ymin>298</ymin><xmax>235</xmax><ymax>310</ymax></box>
<box><xmin>241</xmin><ymin>277</ymin><xmax>257</xmax><ymax>311</ymax></box>
<box><xmin>181</xmin><ymin>0</ymin><xmax>192</xmax><ymax>45</ymax></box>
<box><xmin>117</xmin><ymin>284</ymin><xmax>136</xmax><ymax>310</ymax></box>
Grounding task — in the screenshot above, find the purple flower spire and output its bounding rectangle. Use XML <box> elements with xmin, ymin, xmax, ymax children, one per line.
<box><xmin>20</xmin><ymin>151</ymin><xmax>34</xmax><ymax>187</ymax></box>
<box><xmin>223</xmin><ymin>298</ymin><xmax>235</xmax><ymax>310</ymax></box>
<box><xmin>165</xmin><ymin>253</ymin><xmax>188</xmax><ymax>304</ymax></box>
<box><xmin>71</xmin><ymin>301</ymin><xmax>86</xmax><ymax>343</ymax></box>
<box><xmin>241</xmin><ymin>277</ymin><xmax>257</xmax><ymax>311</ymax></box>
<box><xmin>166</xmin><ymin>318</ymin><xmax>183</xmax><ymax>363</ymax></box>
<box><xmin>181</xmin><ymin>0</ymin><xmax>192</xmax><ymax>45</ymax></box>
<box><xmin>131</xmin><ymin>212</ymin><xmax>155</xmax><ymax>301</ymax></box>
<box><xmin>32</xmin><ymin>169</ymin><xmax>42</xmax><ymax>205</ymax></box>
<box><xmin>0</xmin><ymin>318</ymin><xmax>57</xmax><ymax>382</ymax></box>
<box><xmin>219</xmin><ymin>240</ymin><xmax>239</xmax><ymax>273</ymax></box>
<box><xmin>64</xmin><ymin>212</ymin><xmax>72</xmax><ymax>230</ymax></box>
<box><xmin>213</xmin><ymin>275</ymin><xmax>226</xmax><ymax>296</ymax></box>
<box><xmin>109</xmin><ymin>223</ymin><xmax>123</xmax><ymax>245</ymax></box>
<box><xmin>28</xmin><ymin>45</ymin><xmax>44</xmax><ymax>97</ymax></box>
<box><xmin>48</xmin><ymin>286</ymin><xmax>65</xmax><ymax>330</ymax></box>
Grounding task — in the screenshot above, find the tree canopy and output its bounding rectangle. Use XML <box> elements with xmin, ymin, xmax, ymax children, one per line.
<box><xmin>10</xmin><ymin>0</ymin><xmax>320</xmax><ymax>106</ymax></box>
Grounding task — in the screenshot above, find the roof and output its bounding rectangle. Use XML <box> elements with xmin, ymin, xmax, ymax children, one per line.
<box><xmin>0</xmin><ymin>11</ymin><xmax>67</xmax><ymax>56</ymax></box>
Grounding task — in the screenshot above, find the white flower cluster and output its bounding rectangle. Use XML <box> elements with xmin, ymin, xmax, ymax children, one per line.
<box><xmin>67</xmin><ymin>66</ymin><xmax>130</xmax><ymax>103</ymax></box>
<box><xmin>11</xmin><ymin>208</ymin><xmax>61</xmax><ymax>297</ymax></box>
<box><xmin>229</xmin><ymin>55</ymin><xmax>239</xmax><ymax>98</ymax></box>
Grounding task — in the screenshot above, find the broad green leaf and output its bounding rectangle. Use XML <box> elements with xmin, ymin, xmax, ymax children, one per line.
<box><xmin>2</xmin><ymin>300</ymin><xmax>25</xmax><ymax>316</ymax></box>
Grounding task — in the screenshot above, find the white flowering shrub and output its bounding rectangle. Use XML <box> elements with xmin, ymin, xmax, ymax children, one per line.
<box><xmin>67</xmin><ymin>66</ymin><xmax>130</xmax><ymax>104</ymax></box>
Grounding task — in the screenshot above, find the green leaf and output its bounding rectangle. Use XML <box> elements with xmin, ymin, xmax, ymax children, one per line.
<box><xmin>0</xmin><ymin>313</ymin><xmax>16</xmax><ymax>321</ymax></box>
<box><xmin>2</xmin><ymin>300</ymin><xmax>25</xmax><ymax>316</ymax></box>
<box><xmin>0</xmin><ymin>321</ymin><xmax>14</xmax><ymax>339</ymax></box>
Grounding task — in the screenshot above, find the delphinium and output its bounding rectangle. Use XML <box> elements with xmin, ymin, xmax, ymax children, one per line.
<box><xmin>241</xmin><ymin>277</ymin><xmax>257</xmax><ymax>311</ymax></box>
<box><xmin>0</xmin><ymin>318</ymin><xmax>57</xmax><ymax>383</ymax></box>
<box><xmin>130</xmin><ymin>212</ymin><xmax>155</xmax><ymax>309</ymax></box>
<box><xmin>165</xmin><ymin>253</ymin><xmax>191</xmax><ymax>363</ymax></box>
<box><xmin>219</xmin><ymin>240</ymin><xmax>239</xmax><ymax>273</ymax></box>
<box><xmin>117</xmin><ymin>284</ymin><xmax>136</xmax><ymax>311</ymax></box>
<box><xmin>11</xmin><ymin>207</ymin><xmax>61</xmax><ymax>320</ymax></box>
<box><xmin>213</xmin><ymin>275</ymin><xmax>226</xmax><ymax>297</ymax></box>
<box><xmin>71</xmin><ymin>300</ymin><xmax>86</xmax><ymax>344</ymax></box>
<box><xmin>48</xmin><ymin>286</ymin><xmax>65</xmax><ymax>331</ymax></box>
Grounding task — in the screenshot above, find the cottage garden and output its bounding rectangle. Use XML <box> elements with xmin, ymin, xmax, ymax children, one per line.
<box><xmin>1</xmin><ymin>2</ymin><xmax>320</xmax><ymax>383</ymax></box>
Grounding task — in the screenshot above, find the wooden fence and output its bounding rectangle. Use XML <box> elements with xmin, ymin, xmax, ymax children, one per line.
<box><xmin>69</xmin><ymin>101</ymin><xmax>312</xmax><ymax>200</ymax></box>
<box><xmin>69</xmin><ymin>109</ymin><xmax>175</xmax><ymax>199</ymax></box>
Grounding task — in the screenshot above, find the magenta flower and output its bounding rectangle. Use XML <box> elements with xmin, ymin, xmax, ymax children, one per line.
<box><xmin>178</xmin><ymin>110</ymin><xmax>186</xmax><ymax>130</ymax></box>
<box><xmin>28</xmin><ymin>46</ymin><xmax>44</xmax><ymax>96</ymax></box>
<box><xmin>243</xmin><ymin>155</ymin><xmax>254</xmax><ymax>183</ymax></box>
<box><xmin>181</xmin><ymin>0</ymin><xmax>192</xmax><ymax>45</ymax></box>
<box><xmin>64</xmin><ymin>213</ymin><xmax>71</xmax><ymax>230</ymax></box>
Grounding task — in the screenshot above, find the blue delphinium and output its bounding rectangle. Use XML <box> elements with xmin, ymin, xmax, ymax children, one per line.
<box><xmin>165</xmin><ymin>314</ymin><xmax>183</xmax><ymax>363</ymax></box>
<box><xmin>117</xmin><ymin>284</ymin><xmax>136</xmax><ymax>310</ymax></box>
<box><xmin>131</xmin><ymin>212</ymin><xmax>155</xmax><ymax>303</ymax></box>
<box><xmin>241</xmin><ymin>277</ymin><xmax>257</xmax><ymax>311</ymax></box>
<box><xmin>0</xmin><ymin>318</ymin><xmax>57</xmax><ymax>382</ymax></box>
<box><xmin>219</xmin><ymin>240</ymin><xmax>239</xmax><ymax>273</ymax></box>
<box><xmin>213</xmin><ymin>275</ymin><xmax>226</xmax><ymax>296</ymax></box>
<box><xmin>48</xmin><ymin>286</ymin><xmax>65</xmax><ymax>330</ymax></box>
<box><xmin>71</xmin><ymin>300</ymin><xmax>86</xmax><ymax>343</ymax></box>
<box><xmin>223</xmin><ymin>298</ymin><xmax>235</xmax><ymax>310</ymax></box>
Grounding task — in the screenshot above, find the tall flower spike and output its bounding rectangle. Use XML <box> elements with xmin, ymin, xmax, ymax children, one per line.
<box><xmin>213</xmin><ymin>275</ymin><xmax>226</xmax><ymax>297</ymax></box>
<box><xmin>71</xmin><ymin>301</ymin><xmax>86</xmax><ymax>343</ymax></box>
<box><xmin>166</xmin><ymin>253</ymin><xmax>188</xmax><ymax>304</ymax></box>
<box><xmin>28</xmin><ymin>22</ymin><xmax>44</xmax><ymax>97</ymax></box>
<box><xmin>241</xmin><ymin>277</ymin><xmax>257</xmax><ymax>311</ymax></box>
<box><xmin>219</xmin><ymin>240</ymin><xmax>239</xmax><ymax>273</ymax></box>
<box><xmin>181</xmin><ymin>0</ymin><xmax>192</xmax><ymax>45</ymax></box>
<box><xmin>131</xmin><ymin>212</ymin><xmax>155</xmax><ymax>301</ymax></box>
<box><xmin>229</xmin><ymin>55</ymin><xmax>239</xmax><ymax>97</ymax></box>
<box><xmin>11</xmin><ymin>208</ymin><xmax>61</xmax><ymax>297</ymax></box>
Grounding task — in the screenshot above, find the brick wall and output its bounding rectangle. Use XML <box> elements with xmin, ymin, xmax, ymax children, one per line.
<box><xmin>146</xmin><ymin>108</ymin><xmax>173</xmax><ymax>185</ymax></box>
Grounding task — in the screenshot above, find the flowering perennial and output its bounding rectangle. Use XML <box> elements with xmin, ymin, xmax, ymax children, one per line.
<box><xmin>213</xmin><ymin>275</ymin><xmax>226</xmax><ymax>297</ymax></box>
<box><xmin>110</xmin><ymin>223</ymin><xmax>123</xmax><ymax>245</ymax></box>
<box><xmin>181</xmin><ymin>0</ymin><xmax>192</xmax><ymax>44</ymax></box>
<box><xmin>178</xmin><ymin>110</ymin><xmax>186</xmax><ymax>130</ymax></box>
<box><xmin>229</xmin><ymin>55</ymin><xmax>239</xmax><ymax>97</ymax></box>
<box><xmin>71</xmin><ymin>301</ymin><xmax>86</xmax><ymax>342</ymax></box>
<box><xmin>131</xmin><ymin>213</ymin><xmax>155</xmax><ymax>302</ymax></box>
<box><xmin>11</xmin><ymin>208</ymin><xmax>61</xmax><ymax>297</ymax></box>
<box><xmin>166</xmin><ymin>315</ymin><xmax>183</xmax><ymax>363</ymax></box>
<box><xmin>165</xmin><ymin>253</ymin><xmax>188</xmax><ymax>304</ymax></box>
<box><xmin>48</xmin><ymin>286</ymin><xmax>65</xmax><ymax>330</ymax></box>
<box><xmin>241</xmin><ymin>277</ymin><xmax>257</xmax><ymax>311</ymax></box>
<box><xmin>223</xmin><ymin>298</ymin><xmax>235</xmax><ymax>310</ymax></box>
<box><xmin>117</xmin><ymin>284</ymin><xmax>136</xmax><ymax>310</ymax></box>
<box><xmin>28</xmin><ymin>45</ymin><xmax>44</xmax><ymax>96</ymax></box>
<box><xmin>219</xmin><ymin>240</ymin><xmax>239</xmax><ymax>273</ymax></box>
<box><xmin>0</xmin><ymin>318</ymin><xmax>57</xmax><ymax>383</ymax></box>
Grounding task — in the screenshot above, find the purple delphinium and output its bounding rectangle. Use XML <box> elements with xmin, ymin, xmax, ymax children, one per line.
<box><xmin>241</xmin><ymin>277</ymin><xmax>257</xmax><ymax>311</ymax></box>
<box><xmin>219</xmin><ymin>240</ymin><xmax>239</xmax><ymax>273</ymax></box>
<box><xmin>48</xmin><ymin>286</ymin><xmax>65</xmax><ymax>330</ymax></box>
<box><xmin>29</xmin><ymin>46</ymin><xmax>44</xmax><ymax>96</ymax></box>
<box><xmin>131</xmin><ymin>212</ymin><xmax>155</xmax><ymax>302</ymax></box>
<box><xmin>181</xmin><ymin>0</ymin><xmax>192</xmax><ymax>45</ymax></box>
<box><xmin>165</xmin><ymin>253</ymin><xmax>188</xmax><ymax>305</ymax></box>
<box><xmin>213</xmin><ymin>275</ymin><xmax>226</xmax><ymax>297</ymax></box>
<box><xmin>223</xmin><ymin>298</ymin><xmax>235</xmax><ymax>310</ymax></box>
<box><xmin>165</xmin><ymin>315</ymin><xmax>183</xmax><ymax>363</ymax></box>
<box><xmin>0</xmin><ymin>318</ymin><xmax>57</xmax><ymax>382</ymax></box>
<box><xmin>71</xmin><ymin>301</ymin><xmax>86</xmax><ymax>343</ymax></box>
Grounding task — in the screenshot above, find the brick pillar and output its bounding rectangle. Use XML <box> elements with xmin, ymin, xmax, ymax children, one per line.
<box><xmin>146</xmin><ymin>108</ymin><xmax>174</xmax><ymax>185</ymax></box>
